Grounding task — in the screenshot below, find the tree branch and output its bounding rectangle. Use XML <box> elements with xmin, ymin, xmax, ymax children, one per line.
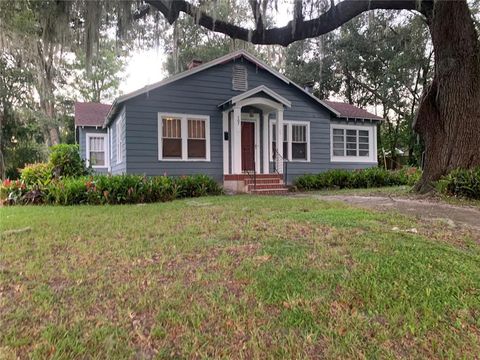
<box><xmin>145</xmin><ymin>0</ymin><xmax>433</xmax><ymax>46</ymax></box>
<box><xmin>345</xmin><ymin>72</ymin><xmax>408</xmax><ymax>118</ymax></box>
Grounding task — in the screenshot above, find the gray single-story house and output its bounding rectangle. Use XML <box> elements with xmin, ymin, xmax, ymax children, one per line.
<box><xmin>75</xmin><ymin>50</ymin><xmax>382</xmax><ymax>193</ymax></box>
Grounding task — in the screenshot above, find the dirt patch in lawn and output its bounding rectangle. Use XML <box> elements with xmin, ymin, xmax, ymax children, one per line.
<box><xmin>296</xmin><ymin>194</ymin><xmax>480</xmax><ymax>232</ymax></box>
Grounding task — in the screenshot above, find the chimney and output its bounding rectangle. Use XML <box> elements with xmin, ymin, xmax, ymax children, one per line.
<box><xmin>187</xmin><ymin>59</ymin><xmax>203</xmax><ymax>70</ymax></box>
<box><xmin>303</xmin><ymin>80</ymin><xmax>315</xmax><ymax>93</ymax></box>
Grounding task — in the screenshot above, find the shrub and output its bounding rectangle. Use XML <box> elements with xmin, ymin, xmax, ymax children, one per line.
<box><xmin>3</xmin><ymin>174</ymin><xmax>223</xmax><ymax>206</ymax></box>
<box><xmin>49</xmin><ymin>144</ymin><xmax>90</xmax><ymax>178</ymax></box>
<box><xmin>20</xmin><ymin>163</ymin><xmax>53</xmax><ymax>186</ymax></box>
<box><xmin>1</xmin><ymin>179</ymin><xmax>27</xmax><ymax>203</ymax></box>
<box><xmin>437</xmin><ymin>167</ymin><xmax>480</xmax><ymax>199</ymax></box>
<box><xmin>293</xmin><ymin>167</ymin><xmax>421</xmax><ymax>191</ymax></box>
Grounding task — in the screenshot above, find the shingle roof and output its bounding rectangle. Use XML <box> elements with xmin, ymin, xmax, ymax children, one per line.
<box><xmin>322</xmin><ymin>100</ymin><xmax>383</xmax><ymax>121</ymax></box>
<box><xmin>74</xmin><ymin>102</ymin><xmax>111</xmax><ymax>127</ymax></box>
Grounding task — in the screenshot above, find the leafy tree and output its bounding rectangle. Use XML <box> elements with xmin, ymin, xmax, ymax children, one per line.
<box><xmin>71</xmin><ymin>40</ymin><xmax>126</xmax><ymax>103</ymax></box>
<box><xmin>0</xmin><ymin>52</ymin><xmax>47</xmax><ymax>179</ymax></box>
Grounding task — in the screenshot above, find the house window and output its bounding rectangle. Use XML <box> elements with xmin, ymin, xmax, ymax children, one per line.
<box><xmin>158</xmin><ymin>113</ymin><xmax>210</xmax><ymax>161</ymax></box>
<box><xmin>331</xmin><ymin>125</ymin><xmax>376</xmax><ymax>162</ymax></box>
<box><xmin>292</xmin><ymin>124</ymin><xmax>307</xmax><ymax>160</ymax></box>
<box><xmin>270</xmin><ymin>120</ymin><xmax>310</xmax><ymax>162</ymax></box>
<box><xmin>188</xmin><ymin>119</ymin><xmax>206</xmax><ymax>158</ymax></box>
<box><xmin>86</xmin><ymin>133</ymin><xmax>108</xmax><ymax>168</ymax></box>
<box><xmin>162</xmin><ymin>117</ymin><xmax>182</xmax><ymax>158</ymax></box>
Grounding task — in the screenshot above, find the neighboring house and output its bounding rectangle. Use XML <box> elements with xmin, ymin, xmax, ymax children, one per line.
<box><xmin>74</xmin><ymin>102</ymin><xmax>111</xmax><ymax>173</ymax></box>
<box><xmin>75</xmin><ymin>50</ymin><xmax>383</xmax><ymax>193</ymax></box>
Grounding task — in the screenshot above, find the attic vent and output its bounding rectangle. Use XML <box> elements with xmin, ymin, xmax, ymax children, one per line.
<box><xmin>232</xmin><ymin>65</ymin><xmax>248</xmax><ymax>91</ymax></box>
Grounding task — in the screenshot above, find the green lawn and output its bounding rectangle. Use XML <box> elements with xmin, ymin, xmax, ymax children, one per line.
<box><xmin>1</xmin><ymin>196</ymin><xmax>479</xmax><ymax>359</ymax></box>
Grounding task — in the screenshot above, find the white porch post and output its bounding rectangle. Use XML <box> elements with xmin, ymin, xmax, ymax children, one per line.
<box><xmin>231</xmin><ymin>105</ymin><xmax>242</xmax><ymax>174</ymax></box>
<box><xmin>222</xmin><ymin>111</ymin><xmax>229</xmax><ymax>174</ymax></box>
<box><xmin>276</xmin><ymin>108</ymin><xmax>284</xmax><ymax>174</ymax></box>
<box><xmin>262</xmin><ymin>112</ymin><xmax>270</xmax><ymax>174</ymax></box>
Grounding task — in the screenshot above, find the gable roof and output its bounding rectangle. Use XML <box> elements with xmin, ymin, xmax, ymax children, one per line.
<box><xmin>104</xmin><ymin>50</ymin><xmax>341</xmax><ymax>126</ymax></box>
<box><xmin>75</xmin><ymin>102</ymin><xmax>111</xmax><ymax>127</ymax></box>
<box><xmin>219</xmin><ymin>85</ymin><xmax>292</xmax><ymax>109</ymax></box>
<box><xmin>323</xmin><ymin>101</ymin><xmax>383</xmax><ymax>121</ymax></box>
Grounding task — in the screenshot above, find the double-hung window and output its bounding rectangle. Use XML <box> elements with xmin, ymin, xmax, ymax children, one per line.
<box><xmin>291</xmin><ymin>124</ymin><xmax>308</xmax><ymax>160</ymax></box>
<box><xmin>162</xmin><ymin>117</ymin><xmax>182</xmax><ymax>158</ymax></box>
<box><xmin>187</xmin><ymin>119</ymin><xmax>206</xmax><ymax>158</ymax></box>
<box><xmin>331</xmin><ymin>124</ymin><xmax>376</xmax><ymax>162</ymax></box>
<box><xmin>270</xmin><ymin>120</ymin><xmax>310</xmax><ymax>162</ymax></box>
<box><xmin>158</xmin><ymin>113</ymin><xmax>210</xmax><ymax>161</ymax></box>
<box><xmin>86</xmin><ymin>133</ymin><xmax>108</xmax><ymax>168</ymax></box>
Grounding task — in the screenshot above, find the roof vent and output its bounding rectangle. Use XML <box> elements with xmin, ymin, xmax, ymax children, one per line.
<box><xmin>232</xmin><ymin>65</ymin><xmax>248</xmax><ymax>91</ymax></box>
<box><xmin>187</xmin><ymin>59</ymin><xmax>203</xmax><ymax>70</ymax></box>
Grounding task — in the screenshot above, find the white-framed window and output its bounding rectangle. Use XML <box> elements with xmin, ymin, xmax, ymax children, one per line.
<box><xmin>86</xmin><ymin>133</ymin><xmax>108</xmax><ymax>168</ymax></box>
<box><xmin>158</xmin><ymin>113</ymin><xmax>210</xmax><ymax>161</ymax></box>
<box><xmin>330</xmin><ymin>124</ymin><xmax>377</xmax><ymax>163</ymax></box>
<box><xmin>270</xmin><ymin>120</ymin><xmax>310</xmax><ymax>162</ymax></box>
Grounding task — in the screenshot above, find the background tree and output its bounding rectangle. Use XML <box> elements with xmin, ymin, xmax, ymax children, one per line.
<box><xmin>0</xmin><ymin>52</ymin><xmax>47</xmax><ymax>179</ymax></box>
<box><xmin>71</xmin><ymin>40</ymin><xmax>126</xmax><ymax>103</ymax></box>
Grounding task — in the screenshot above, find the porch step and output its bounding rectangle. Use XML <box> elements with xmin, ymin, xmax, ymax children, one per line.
<box><xmin>247</xmin><ymin>183</ymin><xmax>286</xmax><ymax>191</ymax></box>
<box><xmin>249</xmin><ymin>188</ymin><xmax>290</xmax><ymax>195</ymax></box>
<box><xmin>224</xmin><ymin>174</ymin><xmax>283</xmax><ymax>181</ymax></box>
<box><xmin>245</xmin><ymin>178</ymin><xmax>282</xmax><ymax>186</ymax></box>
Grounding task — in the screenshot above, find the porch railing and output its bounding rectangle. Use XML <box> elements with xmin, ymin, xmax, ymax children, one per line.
<box><xmin>273</xmin><ymin>148</ymin><xmax>288</xmax><ymax>184</ymax></box>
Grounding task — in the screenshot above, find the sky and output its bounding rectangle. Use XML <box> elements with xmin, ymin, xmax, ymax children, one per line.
<box><xmin>120</xmin><ymin>3</ymin><xmax>294</xmax><ymax>94</ymax></box>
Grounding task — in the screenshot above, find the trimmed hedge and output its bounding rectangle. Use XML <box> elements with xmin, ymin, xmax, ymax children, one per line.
<box><xmin>1</xmin><ymin>174</ymin><xmax>223</xmax><ymax>206</ymax></box>
<box><xmin>293</xmin><ymin>167</ymin><xmax>421</xmax><ymax>191</ymax></box>
<box><xmin>437</xmin><ymin>167</ymin><xmax>480</xmax><ymax>200</ymax></box>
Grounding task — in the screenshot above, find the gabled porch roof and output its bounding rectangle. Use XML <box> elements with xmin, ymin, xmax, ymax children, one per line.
<box><xmin>218</xmin><ymin>85</ymin><xmax>292</xmax><ymax>110</ymax></box>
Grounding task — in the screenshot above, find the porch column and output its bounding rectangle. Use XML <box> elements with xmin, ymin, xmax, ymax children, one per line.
<box><xmin>276</xmin><ymin>108</ymin><xmax>284</xmax><ymax>174</ymax></box>
<box><xmin>262</xmin><ymin>112</ymin><xmax>270</xmax><ymax>174</ymax></box>
<box><xmin>231</xmin><ymin>105</ymin><xmax>242</xmax><ymax>174</ymax></box>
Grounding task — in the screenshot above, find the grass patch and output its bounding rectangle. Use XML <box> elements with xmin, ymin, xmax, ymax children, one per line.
<box><xmin>1</xmin><ymin>196</ymin><xmax>479</xmax><ymax>358</ymax></box>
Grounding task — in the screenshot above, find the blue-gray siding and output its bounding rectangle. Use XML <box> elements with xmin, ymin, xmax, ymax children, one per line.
<box><xmin>106</xmin><ymin>58</ymin><xmax>377</xmax><ymax>183</ymax></box>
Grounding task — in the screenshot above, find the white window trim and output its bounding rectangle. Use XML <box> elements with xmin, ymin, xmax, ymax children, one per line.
<box><xmin>269</xmin><ymin>120</ymin><xmax>310</xmax><ymax>162</ymax></box>
<box><xmin>157</xmin><ymin>112</ymin><xmax>211</xmax><ymax>162</ymax></box>
<box><xmin>116</xmin><ymin>119</ymin><xmax>123</xmax><ymax>165</ymax></box>
<box><xmin>330</xmin><ymin>123</ymin><xmax>377</xmax><ymax>163</ymax></box>
<box><xmin>86</xmin><ymin>133</ymin><xmax>109</xmax><ymax>169</ymax></box>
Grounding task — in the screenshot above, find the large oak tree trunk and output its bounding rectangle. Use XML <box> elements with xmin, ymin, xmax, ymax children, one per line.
<box><xmin>414</xmin><ymin>1</ymin><xmax>480</xmax><ymax>192</ymax></box>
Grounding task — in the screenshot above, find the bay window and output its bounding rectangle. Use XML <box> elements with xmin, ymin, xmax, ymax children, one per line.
<box><xmin>158</xmin><ymin>113</ymin><xmax>210</xmax><ymax>161</ymax></box>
